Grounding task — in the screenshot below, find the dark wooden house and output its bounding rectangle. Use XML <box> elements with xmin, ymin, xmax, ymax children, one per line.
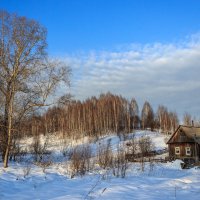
<box><xmin>167</xmin><ymin>125</ymin><xmax>200</xmax><ymax>162</ymax></box>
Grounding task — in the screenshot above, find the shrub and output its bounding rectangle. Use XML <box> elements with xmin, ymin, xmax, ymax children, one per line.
<box><xmin>97</xmin><ymin>139</ymin><xmax>113</xmax><ymax>169</ymax></box>
<box><xmin>70</xmin><ymin>145</ymin><xmax>92</xmax><ymax>177</ymax></box>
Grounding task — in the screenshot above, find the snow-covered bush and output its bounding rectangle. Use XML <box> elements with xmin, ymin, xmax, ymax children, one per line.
<box><xmin>97</xmin><ymin>139</ymin><xmax>113</xmax><ymax>169</ymax></box>
<box><xmin>113</xmin><ymin>145</ymin><xmax>128</xmax><ymax>178</ymax></box>
<box><xmin>70</xmin><ymin>145</ymin><xmax>92</xmax><ymax>177</ymax></box>
<box><xmin>31</xmin><ymin>135</ymin><xmax>51</xmax><ymax>162</ymax></box>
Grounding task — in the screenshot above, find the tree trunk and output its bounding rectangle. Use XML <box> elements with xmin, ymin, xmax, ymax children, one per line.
<box><xmin>3</xmin><ymin>102</ymin><xmax>13</xmax><ymax>168</ymax></box>
<box><xmin>3</xmin><ymin>86</ymin><xmax>14</xmax><ymax>168</ymax></box>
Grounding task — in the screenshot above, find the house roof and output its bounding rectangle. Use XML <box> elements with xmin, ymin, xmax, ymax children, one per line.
<box><xmin>167</xmin><ymin>125</ymin><xmax>200</xmax><ymax>144</ymax></box>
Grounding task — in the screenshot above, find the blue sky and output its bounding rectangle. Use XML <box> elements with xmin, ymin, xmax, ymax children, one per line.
<box><xmin>1</xmin><ymin>0</ymin><xmax>200</xmax><ymax>118</ymax></box>
<box><xmin>1</xmin><ymin>0</ymin><xmax>200</xmax><ymax>55</ymax></box>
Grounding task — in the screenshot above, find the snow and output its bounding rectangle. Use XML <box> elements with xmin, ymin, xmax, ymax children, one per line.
<box><xmin>133</xmin><ymin>130</ymin><xmax>168</xmax><ymax>150</ymax></box>
<box><xmin>18</xmin><ymin>130</ymin><xmax>168</xmax><ymax>158</ymax></box>
<box><xmin>1</xmin><ymin>162</ymin><xmax>200</xmax><ymax>200</ymax></box>
<box><xmin>1</xmin><ymin>130</ymin><xmax>200</xmax><ymax>200</ymax></box>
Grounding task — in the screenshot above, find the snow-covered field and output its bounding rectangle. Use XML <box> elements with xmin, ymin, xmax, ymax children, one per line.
<box><xmin>1</xmin><ymin>131</ymin><xmax>200</xmax><ymax>200</ymax></box>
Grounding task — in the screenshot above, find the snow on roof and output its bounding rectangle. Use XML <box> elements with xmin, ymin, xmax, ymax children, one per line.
<box><xmin>167</xmin><ymin>125</ymin><xmax>200</xmax><ymax>144</ymax></box>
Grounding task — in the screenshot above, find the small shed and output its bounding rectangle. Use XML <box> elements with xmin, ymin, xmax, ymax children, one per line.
<box><xmin>167</xmin><ymin>125</ymin><xmax>200</xmax><ymax>162</ymax></box>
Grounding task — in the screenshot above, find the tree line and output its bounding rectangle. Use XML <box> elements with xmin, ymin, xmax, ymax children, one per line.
<box><xmin>18</xmin><ymin>92</ymin><xmax>181</xmax><ymax>140</ymax></box>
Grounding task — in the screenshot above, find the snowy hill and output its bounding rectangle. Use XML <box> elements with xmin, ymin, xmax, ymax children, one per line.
<box><xmin>1</xmin><ymin>130</ymin><xmax>200</xmax><ymax>200</ymax></box>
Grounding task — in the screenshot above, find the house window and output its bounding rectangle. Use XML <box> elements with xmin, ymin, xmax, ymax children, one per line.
<box><xmin>185</xmin><ymin>147</ymin><xmax>191</xmax><ymax>156</ymax></box>
<box><xmin>175</xmin><ymin>147</ymin><xmax>180</xmax><ymax>155</ymax></box>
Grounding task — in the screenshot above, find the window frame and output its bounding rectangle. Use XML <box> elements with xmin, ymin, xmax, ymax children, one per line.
<box><xmin>185</xmin><ymin>147</ymin><xmax>191</xmax><ymax>156</ymax></box>
<box><xmin>175</xmin><ymin>147</ymin><xmax>180</xmax><ymax>155</ymax></box>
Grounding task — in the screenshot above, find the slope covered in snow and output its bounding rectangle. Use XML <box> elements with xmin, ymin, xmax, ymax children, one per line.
<box><xmin>1</xmin><ymin>130</ymin><xmax>200</xmax><ymax>200</ymax></box>
<box><xmin>1</xmin><ymin>160</ymin><xmax>200</xmax><ymax>200</ymax></box>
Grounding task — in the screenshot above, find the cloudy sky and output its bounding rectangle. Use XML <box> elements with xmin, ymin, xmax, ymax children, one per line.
<box><xmin>66</xmin><ymin>35</ymin><xmax>200</xmax><ymax>117</ymax></box>
<box><xmin>1</xmin><ymin>0</ymin><xmax>200</xmax><ymax>117</ymax></box>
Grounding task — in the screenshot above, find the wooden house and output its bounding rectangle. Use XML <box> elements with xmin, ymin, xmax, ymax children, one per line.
<box><xmin>167</xmin><ymin>125</ymin><xmax>200</xmax><ymax>162</ymax></box>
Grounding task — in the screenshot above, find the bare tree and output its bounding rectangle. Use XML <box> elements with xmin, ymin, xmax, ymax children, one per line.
<box><xmin>70</xmin><ymin>145</ymin><xmax>92</xmax><ymax>177</ymax></box>
<box><xmin>97</xmin><ymin>139</ymin><xmax>113</xmax><ymax>169</ymax></box>
<box><xmin>141</xmin><ymin>101</ymin><xmax>154</xmax><ymax>130</ymax></box>
<box><xmin>183</xmin><ymin>112</ymin><xmax>192</xmax><ymax>126</ymax></box>
<box><xmin>155</xmin><ymin>105</ymin><xmax>179</xmax><ymax>134</ymax></box>
<box><xmin>129</xmin><ymin>98</ymin><xmax>139</xmax><ymax>129</ymax></box>
<box><xmin>113</xmin><ymin>144</ymin><xmax>128</xmax><ymax>178</ymax></box>
<box><xmin>168</xmin><ymin>111</ymin><xmax>179</xmax><ymax>133</ymax></box>
<box><xmin>156</xmin><ymin>105</ymin><xmax>168</xmax><ymax>132</ymax></box>
<box><xmin>0</xmin><ymin>11</ymin><xmax>70</xmax><ymax>167</ymax></box>
<box><xmin>138</xmin><ymin>136</ymin><xmax>154</xmax><ymax>157</ymax></box>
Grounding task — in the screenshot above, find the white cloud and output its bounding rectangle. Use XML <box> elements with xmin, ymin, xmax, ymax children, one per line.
<box><xmin>62</xmin><ymin>34</ymin><xmax>200</xmax><ymax>118</ymax></box>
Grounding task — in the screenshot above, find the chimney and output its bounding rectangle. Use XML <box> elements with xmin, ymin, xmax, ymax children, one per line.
<box><xmin>192</xmin><ymin>120</ymin><xmax>194</xmax><ymax>127</ymax></box>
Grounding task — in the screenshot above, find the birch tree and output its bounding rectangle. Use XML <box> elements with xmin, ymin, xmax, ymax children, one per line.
<box><xmin>183</xmin><ymin>112</ymin><xmax>192</xmax><ymax>126</ymax></box>
<box><xmin>129</xmin><ymin>98</ymin><xmax>139</xmax><ymax>129</ymax></box>
<box><xmin>0</xmin><ymin>11</ymin><xmax>70</xmax><ymax>167</ymax></box>
<box><xmin>141</xmin><ymin>101</ymin><xmax>154</xmax><ymax>130</ymax></box>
